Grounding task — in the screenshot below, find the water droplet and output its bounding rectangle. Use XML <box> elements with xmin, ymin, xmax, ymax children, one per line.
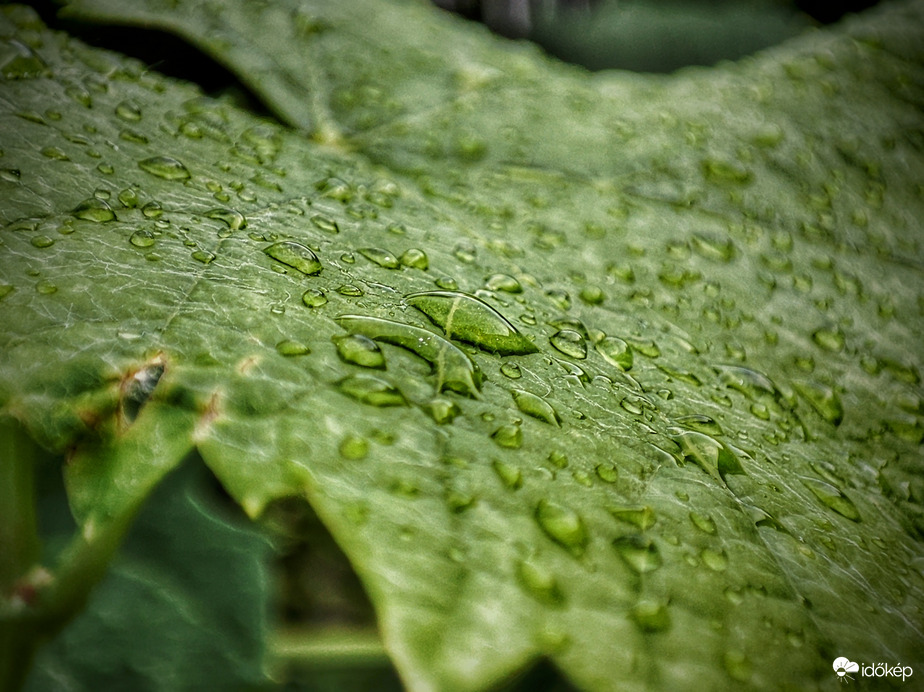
<box><xmin>264</xmin><ymin>241</ymin><xmax>322</xmax><ymax>275</ymax></box>
<box><xmin>406</xmin><ymin>290</ymin><xmax>538</xmax><ymax>355</ymax></box>
<box><xmin>793</xmin><ymin>381</ymin><xmax>843</xmax><ymax>426</ymax></box>
<box><xmin>205</xmin><ymin>208</ymin><xmax>246</xmax><ymax>230</ymax></box>
<box><xmin>424</xmin><ymin>397</ymin><xmax>461</xmax><ymax>424</ymax></box>
<box><xmin>691</xmin><ymin>233</ymin><xmax>735</xmax><ymax>262</ymax></box>
<box><xmin>399</xmin><ymin>248</ymin><xmax>428</xmax><ymax>270</ymax></box>
<box><xmin>608</xmin><ymin>506</ymin><xmax>656</xmax><ymax>530</ymax></box>
<box><xmin>30</xmin><ymin>235</ymin><xmax>53</xmax><ymax>248</ymax></box>
<box><xmin>115</xmin><ymin>99</ymin><xmax>142</xmax><ymax>121</ymax></box>
<box><xmin>702</xmin><ymin>158</ymin><xmax>751</xmax><ymax>185</ymax></box>
<box><xmin>626</xmin><ymin>337</ymin><xmax>660</xmax><ymax>358</ymax></box>
<box><xmin>550</xmin><ymin>329</ymin><xmax>587</xmax><ymax>359</ymax></box>
<box><xmin>545</xmin><ymin>289</ymin><xmax>571</xmax><ymax>311</ymax></box>
<box><xmin>723</xmin><ymin>650</ymin><xmax>752</xmax><ymax>683</ymax></box>
<box><xmin>715</xmin><ymin>364</ymin><xmax>778</xmax><ymax>400</ymax></box>
<box><xmin>116</xmin><ymin>187</ymin><xmax>139</xmax><ymax>208</ymax></box>
<box><xmin>516</xmin><ymin>558</ymin><xmax>565</xmax><ymax>606</ymax></box>
<box><xmin>701</xmin><ymin>548</ymin><xmax>728</xmax><ymax>571</ymax></box>
<box><xmin>276</xmin><ymin>339</ymin><xmax>310</xmax><ymax>356</ymax></box>
<box><xmin>301</xmin><ymin>288</ymin><xmax>327</xmax><ymax>308</ymax></box>
<box><xmin>673</xmin><ymin>431</ymin><xmax>744</xmax><ymax>484</ymax></box>
<box><xmin>434</xmin><ymin>276</ymin><xmax>458</xmax><ymax>290</ymax></box>
<box><xmin>535</xmin><ymin>500</ymin><xmax>588</xmax><ymax>557</ymax></box>
<box><xmin>71</xmin><ymin>198</ymin><xmax>115</xmax><ymax>223</ymax></box>
<box><xmin>336</xmin><ymin>374</ymin><xmax>406</xmax><ymax>407</ymax></box>
<box><xmin>579</xmin><ymin>285</ymin><xmax>605</xmax><ymax>305</ymax></box>
<box><xmin>336</xmin><ymin>315</ymin><xmax>482</xmax><ymax>397</ymax></box>
<box><xmin>595</xmin><ymin>464</ymin><xmax>619</xmax><ymax>483</ymax></box>
<box><xmin>500</xmin><ymin>362</ymin><xmax>521</xmax><ymax>379</ymax></box>
<box><xmin>803</xmin><ymin>478</ymin><xmax>860</xmax><ymax>521</ymax></box>
<box><xmin>339</xmin><ymin>435</ymin><xmax>369</xmax><ymax>460</ymax></box>
<box><xmin>359</xmin><ymin>247</ymin><xmax>399</xmax><ymax>269</ymax></box>
<box><xmin>631</xmin><ymin>600</ymin><xmax>671</xmax><ymax>633</ymax></box>
<box><xmin>0</xmin><ymin>285</ymin><xmax>14</xmax><ymax>300</ymax></box>
<box><xmin>811</xmin><ymin>327</ymin><xmax>845</xmax><ymax>352</ymax></box>
<box><xmin>36</xmin><ymin>280</ymin><xmax>57</xmax><ymax>294</ymax></box>
<box><xmin>613</xmin><ymin>534</ymin><xmax>662</xmax><ymax>573</ymax></box>
<box><xmin>491</xmin><ymin>423</ymin><xmax>522</xmax><ymax>449</ymax></box>
<box><xmin>0</xmin><ymin>38</ymin><xmax>48</xmax><ymax>79</ymax></box>
<box><xmin>676</xmin><ymin>414</ymin><xmax>723</xmax><ymax>436</ymax></box>
<box><xmin>138</xmin><ymin>155</ymin><xmax>190</xmax><ymax>181</ymax></box>
<box><xmin>445</xmin><ymin>490</ymin><xmax>475</xmax><ymax>513</ymax></box>
<box><xmin>337</xmin><ymin>285</ymin><xmax>362</xmax><ymax>296</ymax></box>
<box><xmin>141</xmin><ymin>201</ymin><xmax>163</xmax><ymax>219</ymax></box>
<box><xmin>309</xmin><ymin>214</ymin><xmax>339</xmax><ymax>234</ymax></box>
<box><xmin>1</xmin><ymin>168</ymin><xmax>21</xmax><ymax>183</ymax></box>
<box><xmin>192</xmin><ymin>250</ymin><xmax>215</xmax><ymax>264</ymax></box>
<box><xmin>548</xmin><ymin>451</ymin><xmax>568</xmax><ymax>469</ymax></box>
<box><xmin>492</xmin><ymin>459</ymin><xmax>523</xmax><ymax>489</ymax></box>
<box><xmin>333</xmin><ymin>334</ymin><xmax>385</xmax><ymax>369</ymax></box>
<box><xmin>485</xmin><ymin>273</ymin><xmax>522</xmax><ymax>293</ymax></box>
<box><xmin>596</xmin><ymin>337</ymin><xmax>632</xmax><ymax>370</ymax></box>
<box><xmin>512</xmin><ymin>389</ymin><xmax>560</xmax><ymax>426</ymax></box>
<box><xmin>689</xmin><ymin>511</ymin><xmax>717</xmax><ymax>534</ymax></box>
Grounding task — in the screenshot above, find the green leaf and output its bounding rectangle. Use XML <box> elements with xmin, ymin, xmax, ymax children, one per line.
<box><xmin>25</xmin><ymin>459</ymin><xmax>270</xmax><ymax>691</ymax></box>
<box><xmin>1</xmin><ymin>1</ymin><xmax>923</xmax><ymax>690</ymax></box>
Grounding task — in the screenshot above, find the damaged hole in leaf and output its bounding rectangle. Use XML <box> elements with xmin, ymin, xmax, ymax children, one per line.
<box><xmin>120</xmin><ymin>357</ymin><xmax>166</xmax><ymax>423</ymax></box>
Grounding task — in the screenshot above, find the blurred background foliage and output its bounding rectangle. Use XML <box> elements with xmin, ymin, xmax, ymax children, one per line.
<box><xmin>435</xmin><ymin>0</ymin><xmax>883</xmax><ymax>71</ymax></box>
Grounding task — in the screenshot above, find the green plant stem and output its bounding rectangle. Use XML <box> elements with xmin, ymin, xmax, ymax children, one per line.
<box><xmin>268</xmin><ymin>625</ymin><xmax>390</xmax><ymax>670</ymax></box>
<box><xmin>0</xmin><ymin>416</ymin><xmax>41</xmax><ymax>692</ymax></box>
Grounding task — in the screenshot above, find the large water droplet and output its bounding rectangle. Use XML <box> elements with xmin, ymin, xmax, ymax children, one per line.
<box><xmin>673</xmin><ymin>430</ymin><xmax>744</xmax><ymax>484</ymax></box>
<box><xmin>803</xmin><ymin>478</ymin><xmax>860</xmax><ymax>521</ymax></box>
<box><xmin>333</xmin><ymin>334</ymin><xmax>385</xmax><ymax>369</ymax></box>
<box><xmin>335</xmin><ymin>315</ymin><xmax>482</xmax><ymax>397</ymax></box>
<box><xmin>336</xmin><ymin>374</ymin><xmax>406</xmax><ymax>407</ymax></box>
<box><xmin>71</xmin><ymin>198</ymin><xmax>115</xmax><ymax>223</ymax></box>
<box><xmin>613</xmin><ymin>534</ymin><xmax>662</xmax><ymax>573</ymax></box>
<box><xmin>264</xmin><ymin>241</ymin><xmax>322</xmax><ymax>275</ymax></box>
<box><xmin>406</xmin><ymin>290</ymin><xmax>538</xmax><ymax>355</ymax></box>
<box><xmin>359</xmin><ymin>247</ymin><xmax>399</xmax><ymax>269</ymax></box>
<box><xmin>550</xmin><ymin>329</ymin><xmax>587</xmax><ymax>359</ymax></box>
<box><xmin>492</xmin><ymin>459</ymin><xmax>523</xmax><ymax>489</ymax></box>
<box><xmin>501</xmin><ymin>362</ymin><xmax>522</xmax><ymax>379</ymax></box>
<box><xmin>535</xmin><ymin>500</ymin><xmax>588</xmax><ymax>557</ymax></box>
<box><xmin>512</xmin><ymin>389</ymin><xmax>560</xmax><ymax>426</ymax></box>
<box><xmin>715</xmin><ymin>364</ymin><xmax>779</xmax><ymax>400</ymax></box>
<box><xmin>596</xmin><ymin>336</ymin><xmax>632</xmax><ymax>370</ymax></box>
<box><xmin>516</xmin><ymin>558</ymin><xmax>565</xmax><ymax>606</ymax></box>
<box><xmin>608</xmin><ymin>506</ymin><xmax>656</xmax><ymax>530</ymax></box>
<box><xmin>115</xmin><ymin>99</ymin><xmax>142</xmax><ymax>121</ymax></box>
<box><xmin>138</xmin><ymin>155</ymin><xmax>190</xmax><ymax>180</ymax></box>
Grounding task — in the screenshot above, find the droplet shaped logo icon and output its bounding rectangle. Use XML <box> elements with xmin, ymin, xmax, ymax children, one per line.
<box><xmin>833</xmin><ymin>657</ymin><xmax>859</xmax><ymax>683</ymax></box>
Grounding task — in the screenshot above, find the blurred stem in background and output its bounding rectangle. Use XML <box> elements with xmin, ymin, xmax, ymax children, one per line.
<box><xmin>433</xmin><ymin>0</ymin><xmax>882</xmax><ymax>71</ymax></box>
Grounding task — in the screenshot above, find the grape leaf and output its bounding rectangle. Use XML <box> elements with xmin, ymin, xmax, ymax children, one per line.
<box><xmin>1</xmin><ymin>1</ymin><xmax>923</xmax><ymax>690</ymax></box>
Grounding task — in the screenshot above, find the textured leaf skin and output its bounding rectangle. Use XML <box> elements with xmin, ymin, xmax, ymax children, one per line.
<box><xmin>1</xmin><ymin>1</ymin><xmax>923</xmax><ymax>691</ymax></box>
